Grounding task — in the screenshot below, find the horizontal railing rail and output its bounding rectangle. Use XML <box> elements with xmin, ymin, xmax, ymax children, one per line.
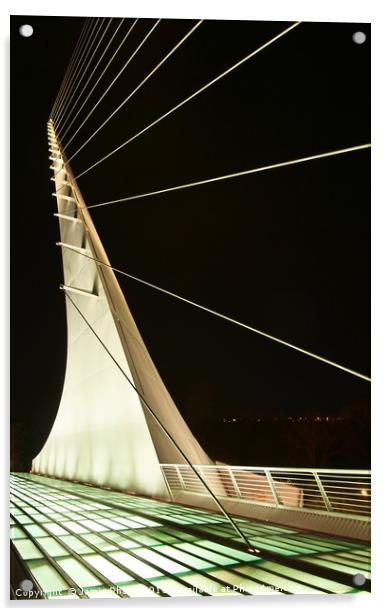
<box><xmin>160</xmin><ymin>464</ymin><xmax>371</xmax><ymax>519</ymax></box>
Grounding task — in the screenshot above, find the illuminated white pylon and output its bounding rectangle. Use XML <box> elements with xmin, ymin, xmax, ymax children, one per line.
<box><xmin>31</xmin><ymin>121</ymin><xmax>213</xmax><ymax>497</ymax></box>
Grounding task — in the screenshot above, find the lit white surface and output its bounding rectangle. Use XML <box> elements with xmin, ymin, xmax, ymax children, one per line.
<box><xmin>32</xmin><ymin>127</ymin><xmax>213</xmax><ymax>496</ymax></box>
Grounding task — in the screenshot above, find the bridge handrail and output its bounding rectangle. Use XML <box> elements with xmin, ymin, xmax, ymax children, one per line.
<box><xmin>160</xmin><ymin>464</ymin><xmax>371</xmax><ymax>519</ymax></box>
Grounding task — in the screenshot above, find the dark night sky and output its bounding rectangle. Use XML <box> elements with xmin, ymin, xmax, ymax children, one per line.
<box><xmin>10</xmin><ymin>16</ymin><xmax>370</xmax><ymax>467</ymax></box>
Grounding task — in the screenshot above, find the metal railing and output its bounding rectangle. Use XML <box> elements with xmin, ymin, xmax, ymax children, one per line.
<box><xmin>160</xmin><ymin>464</ymin><xmax>371</xmax><ymax>519</ymax></box>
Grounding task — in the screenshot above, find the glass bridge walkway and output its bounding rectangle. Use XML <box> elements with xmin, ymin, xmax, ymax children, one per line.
<box><xmin>10</xmin><ymin>473</ymin><xmax>370</xmax><ymax>599</ymax></box>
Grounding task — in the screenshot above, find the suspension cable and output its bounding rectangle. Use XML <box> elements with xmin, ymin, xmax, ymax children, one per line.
<box><xmin>56</xmin><ymin>18</ymin><xmax>113</xmax><ymax>135</ymax></box>
<box><xmin>55</xmin><ymin>18</ymin><xmax>105</xmax><ymax>128</ymax></box>
<box><xmin>50</xmin><ymin>18</ymin><xmax>89</xmax><ymax>120</ymax></box>
<box><xmin>62</xmin><ymin>20</ymin><xmax>203</xmax><ymax>156</ymax></box>
<box><xmin>66</xmin><ymin>21</ymin><xmax>301</xmax><ymax>177</ymax></box>
<box><xmin>63</xmin><ymin>144</ymin><xmax>369</xmax><ymax>210</ymax></box>
<box><xmin>56</xmin><ymin>19</ymin><xmax>158</xmax><ymax>159</ymax></box>
<box><xmin>59</xmin><ymin>245</ymin><xmax>371</xmax><ymax>383</ymax></box>
<box><xmin>53</xmin><ymin>18</ymin><xmax>97</xmax><ymax>126</ymax></box>
<box><xmin>64</xmin><ymin>290</ymin><xmax>259</xmax><ymax>553</ymax></box>
<box><xmin>58</xmin><ymin>18</ymin><xmax>126</xmax><ymax>144</ymax></box>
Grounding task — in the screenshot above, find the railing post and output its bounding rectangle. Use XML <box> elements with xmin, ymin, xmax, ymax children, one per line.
<box><xmin>160</xmin><ymin>465</ymin><xmax>175</xmax><ymax>502</ymax></box>
<box><xmin>175</xmin><ymin>465</ymin><xmax>187</xmax><ymax>491</ymax></box>
<box><xmin>264</xmin><ymin>469</ymin><xmax>281</xmax><ymax>507</ymax></box>
<box><xmin>227</xmin><ymin>467</ymin><xmax>242</xmax><ymax>499</ymax></box>
<box><xmin>313</xmin><ymin>471</ymin><xmax>333</xmax><ymax>512</ymax></box>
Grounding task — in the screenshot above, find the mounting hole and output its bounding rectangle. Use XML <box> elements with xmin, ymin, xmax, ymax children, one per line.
<box><xmin>352</xmin><ymin>31</ymin><xmax>366</xmax><ymax>45</ymax></box>
<box><xmin>19</xmin><ymin>579</ymin><xmax>33</xmax><ymax>591</ymax></box>
<box><xmin>352</xmin><ymin>573</ymin><xmax>366</xmax><ymax>586</ymax></box>
<box><xmin>19</xmin><ymin>24</ymin><xmax>33</xmax><ymax>38</ymax></box>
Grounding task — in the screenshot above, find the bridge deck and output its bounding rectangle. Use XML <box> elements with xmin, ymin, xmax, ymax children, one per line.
<box><xmin>10</xmin><ymin>473</ymin><xmax>370</xmax><ymax>599</ymax></box>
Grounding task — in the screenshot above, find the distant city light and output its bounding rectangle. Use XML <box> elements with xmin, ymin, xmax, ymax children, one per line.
<box><xmin>221</xmin><ymin>415</ymin><xmax>344</xmax><ymax>423</ymax></box>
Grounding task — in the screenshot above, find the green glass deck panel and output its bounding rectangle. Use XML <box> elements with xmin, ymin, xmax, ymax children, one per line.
<box><xmin>22</xmin><ymin>524</ymin><xmax>48</xmax><ymax>538</ymax></box>
<box><xmin>27</xmin><ymin>559</ymin><xmax>70</xmax><ymax>593</ymax></box>
<box><xmin>175</xmin><ymin>542</ymin><xmax>239</xmax><ymax>566</ymax></box>
<box><xmin>55</xmin><ymin>556</ymin><xmax>102</xmax><ymax>587</ymax></box>
<box><xmin>29</xmin><ymin>513</ymin><xmax>50</xmax><ymax>523</ymax></box>
<box><xmin>10</xmin><ymin>507</ymin><xmax>23</xmax><ymax>515</ymax></box>
<box><xmin>10</xmin><ymin>473</ymin><xmax>370</xmax><ymax>599</ymax></box>
<box><xmin>35</xmin><ymin>537</ymin><xmax>70</xmax><ymax>558</ymax></box>
<box><xmin>127</xmin><ymin>515</ymin><xmax>162</xmax><ymax>527</ymax></box>
<box><xmin>108</xmin><ymin>532</ymin><xmax>144</xmax><ymax>548</ymax></box>
<box><xmin>299</xmin><ymin>556</ymin><xmax>371</xmax><ymax>579</ymax></box>
<box><xmin>245</xmin><ymin>537</ymin><xmax>299</xmax><ymax>556</ymax></box>
<box><xmin>256</xmin><ymin>561</ymin><xmax>356</xmax><ymax>593</ymax></box>
<box><xmin>13</xmin><ymin>514</ymin><xmax>33</xmax><ymax>525</ymax></box>
<box><xmin>109</xmin><ymin>550</ymin><xmax>162</xmax><ymax>579</ymax></box>
<box><xmin>347</xmin><ymin>550</ymin><xmax>371</xmax><ymax>563</ymax></box>
<box><xmin>318</xmin><ymin>553</ymin><xmax>371</xmax><ymax>572</ymax></box>
<box><xmin>84</xmin><ymin>554</ymin><xmax>134</xmax><ymax>583</ymax></box>
<box><xmin>77</xmin><ymin>519</ymin><xmax>108</xmax><ymax>532</ymax></box>
<box><xmin>194</xmin><ymin>540</ymin><xmax>267</xmax><ymax>562</ymax></box>
<box><xmin>13</xmin><ymin>538</ymin><xmax>44</xmax><ymax>560</ymax></box>
<box><xmin>132</xmin><ymin>529</ymin><xmax>179</xmax><ymax>545</ymax></box>
<box><xmin>156</xmin><ymin>544</ymin><xmax>219</xmax><ymax>569</ymax></box>
<box><xmin>280</xmin><ymin>534</ymin><xmax>344</xmax><ymax>551</ymax></box>
<box><xmin>131</xmin><ymin>547</ymin><xmax>192</xmax><ymax>574</ymax></box>
<box><xmin>82</xmin><ymin>533</ymin><xmax>122</xmax><ymax>552</ymax></box>
<box><xmin>161</xmin><ymin>528</ymin><xmax>203</xmax><ymax>542</ymax></box>
<box><xmin>10</xmin><ymin>526</ymin><xmax>27</xmax><ymax>540</ymax></box>
<box><xmin>258</xmin><ymin>537</ymin><xmax>323</xmax><ymax>554</ymax></box>
<box><xmin>193</xmin><ymin>527</ymin><xmax>233</xmax><ymax>540</ymax></box>
<box><xmin>57</xmin><ymin>534</ymin><xmax>93</xmax><ymax>555</ymax></box>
